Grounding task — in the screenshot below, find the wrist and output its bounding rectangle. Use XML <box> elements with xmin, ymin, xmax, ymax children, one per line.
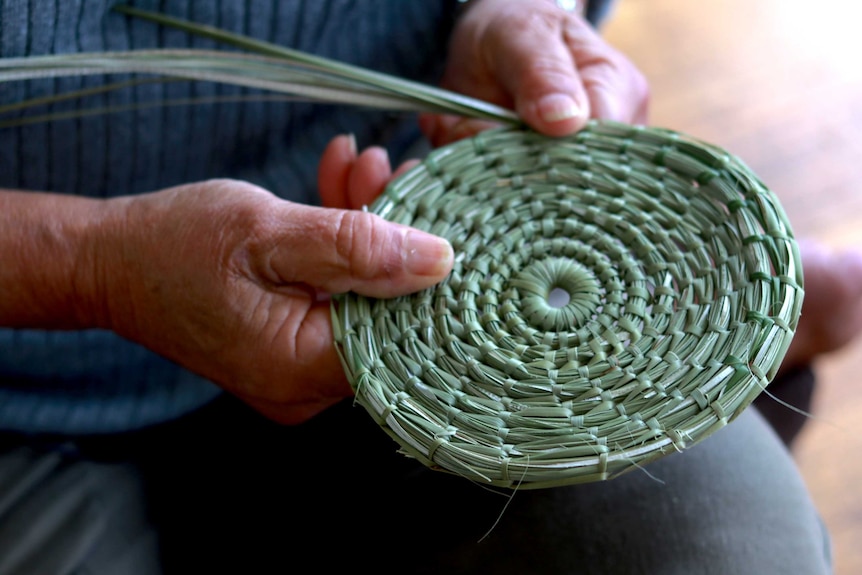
<box><xmin>75</xmin><ymin>195</ymin><xmax>135</xmax><ymax>331</ymax></box>
<box><xmin>0</xmin><ymin>190</ymin><xmax>128</xmax><ymax>329</ymax></box>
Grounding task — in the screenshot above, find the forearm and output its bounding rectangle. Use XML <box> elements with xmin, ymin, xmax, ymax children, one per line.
<box><xmin>0</xmin><ymin>189</ymin><xmax>120</xmax><ymax>329</ymax></box>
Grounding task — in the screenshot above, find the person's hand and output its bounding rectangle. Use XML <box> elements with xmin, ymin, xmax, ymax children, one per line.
<box><xmin>87</xmin><ymin>136</ymin><xmax>450</xmax><ymax>425</ymax></box>
<box><xmin>420</xmin><ymin>0</ymin><xmax>649</xmax><ymax>146</ymax></box>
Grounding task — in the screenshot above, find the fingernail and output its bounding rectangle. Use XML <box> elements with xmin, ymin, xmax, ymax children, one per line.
<box><xmin>346</xmin><ymin>133</ymin><xmax>357</xmax><ymax>156</ymax></box>
<box><xmin>537</xmin><ymin>93</ymin><xmax>583</xmax><ymax>124</ymax></box>
<box><xmin>404</xmin><ymin>230</ymin><xmax>454</xmax><ymax>277</ymax></box>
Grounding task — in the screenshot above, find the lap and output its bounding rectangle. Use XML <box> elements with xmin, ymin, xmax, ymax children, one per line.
<box><xmin>0</xmin><ymin>393</ymin><xmax>832</xmax><ymax>575</ymax></box>
<box><xmin>0</xmin><ymin>443</ymin><xmax>159</xmax><ymax>575</ymax></box>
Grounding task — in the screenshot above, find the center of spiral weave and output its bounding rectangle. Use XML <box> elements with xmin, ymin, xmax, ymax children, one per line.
<box><xmin>510</xmin><ymin>257</ymin><xmax>601</xmax><ymax>332</ymax></box>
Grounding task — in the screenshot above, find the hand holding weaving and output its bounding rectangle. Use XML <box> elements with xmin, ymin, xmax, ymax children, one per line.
<box><xmin>92</xmin><ymin>176</ymin><xmax>451</xmax><ymax>426</ymax></box>
<box><xmin>0</xmin><ymin>5</ymin><xmax>802</xmax><ymax>485</ymax></box>
<box><xmin>421</xmin><ymin>0</ymin><xmax>649</xmax><ymax>146</ymax></box>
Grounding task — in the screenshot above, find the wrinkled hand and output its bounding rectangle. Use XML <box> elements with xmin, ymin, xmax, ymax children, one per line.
<box><xmin>421</xmin><ymin>0</ymin><xmax>649</xmax><ymax>145</ymax></box>
<box><xmin>94</xmin><ymin>136</ymin><xmax>449</xmax><ymax>424</ymax></box>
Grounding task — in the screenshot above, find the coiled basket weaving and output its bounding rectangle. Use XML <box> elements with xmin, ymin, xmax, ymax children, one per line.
<box><xmin>331</xmin><ymin>120</ymin><xmax>804</xmax><ymax>489</ymax></box>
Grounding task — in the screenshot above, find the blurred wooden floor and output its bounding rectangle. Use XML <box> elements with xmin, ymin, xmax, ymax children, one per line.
<box><xmin>604</xmin><ymin>2</ymin><xmax>862</xmax><ymax>573</ymax></box>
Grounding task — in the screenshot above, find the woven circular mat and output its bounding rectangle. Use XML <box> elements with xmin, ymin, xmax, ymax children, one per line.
<box><xmin>331</xmin><ymin>120</ymin><xmax>804</xmax><ymax>489</ymax></box>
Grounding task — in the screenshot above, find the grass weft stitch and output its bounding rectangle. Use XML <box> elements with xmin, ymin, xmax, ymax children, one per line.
<box><xmin>331</xmin><ymin>122</ymin><xmax>804</xmax><ymax>489</ymax></box>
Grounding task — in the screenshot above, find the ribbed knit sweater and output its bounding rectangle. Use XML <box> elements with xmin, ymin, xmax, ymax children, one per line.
<box><xmin>0</xmin><ymin>0</ymin><xmax>611</xmax><ymax>434</ymax></box>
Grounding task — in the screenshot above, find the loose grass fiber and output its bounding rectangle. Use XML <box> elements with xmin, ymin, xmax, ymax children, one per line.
<box><xmin>331</xmin><ymin>122</ymin><xmax>804</xmax><ymax>489</ymax></box>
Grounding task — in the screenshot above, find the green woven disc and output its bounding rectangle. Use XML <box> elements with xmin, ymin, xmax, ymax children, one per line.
<box><xmin>331</xmin><ymin>120</ymin><xmax>804</xmax><ymax>489</ymax></box>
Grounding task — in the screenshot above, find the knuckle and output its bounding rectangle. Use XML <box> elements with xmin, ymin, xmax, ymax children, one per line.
<box><xmin>582</xmin><ymin>52</ymin><xmax>651</xmax><ymax>114</ymax></box>
<box><xmin>512</xmin><ymin>9</ymin><xmax>559</xmax><ymax>35</ymax></box>
<box><xmin>333</xmin><ymin>210</ymin><xmax>390</xmax><ymax>280</ymax></box>
<box><xmin>523</xmin><ymin>55</ymin><xmax>575</xmax><ymax>85</ymax></box>
<box><xmin>485</xmin><ymin>7</ymin><xmax>566</xmax><ymax>62</ymax></box>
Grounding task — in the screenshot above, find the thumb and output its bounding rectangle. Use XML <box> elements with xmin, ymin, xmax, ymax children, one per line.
<box><xmin>266</xmin><ymin>204</ymin><xmax>454</xmax><ymax>298</ymax></box>
<box><xmin>483</xmin><ymin>8</ymin><xmax>590</xmax><ymax>136</ymax></box>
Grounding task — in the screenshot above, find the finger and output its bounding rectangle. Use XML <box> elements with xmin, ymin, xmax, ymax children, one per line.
<box><xmin>482</xmin><ymin>8</ymin><xmax>590</xmax><ymax>136</ymax></box>
<box><xmin>633</xmin><ymin>93</ymin><xmax>650</xmax><ymax>125</ymax></box>
<box><xmin>318</xmin><ymin>134</ymin><xmax>357</xmax><ymax>209</ymax></box>
<box><xmin>419</xmin><ymin>113</ymin><xmax>503</xmax><ymax>147</ymax></box>
<box><xmin>346</xmin><ymin>147</ymin><xmax>392</xmax><ymax>210</ymax></box>
<box><xmin>349</xmin><ymin>157</ymin><xmax>421</xmax><ymax>210</ymax></box>
<box><xmin>392</xmin><ymin>158</ymin><xmax>421</xmax><ymax>179</ymax></box>
<box><xmin>563</xmin><ymin>20</ymin><xmax>651</xmax><ymax>124</ymax></box>
<box><xmin>264</xmin><ymin>204</ymin><xmax>454</xmax><ymax>298</ymax></box>
<box><xmin>234</xmin><ymin>300</ymin><xmax>353</xmax><ymax>425</ymax></box>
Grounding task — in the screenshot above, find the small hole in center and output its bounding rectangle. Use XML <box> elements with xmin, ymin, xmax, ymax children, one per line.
<box><xmin>547</xmin><ymin>287</ymin><xmax>571</xmax><ymax>308</ymax></box>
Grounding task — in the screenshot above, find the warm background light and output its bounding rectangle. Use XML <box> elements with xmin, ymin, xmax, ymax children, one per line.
<box><xmin>605</xmin><ymin>2</ymin><xmax>862</xmax><ymax>573</ymax></box>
